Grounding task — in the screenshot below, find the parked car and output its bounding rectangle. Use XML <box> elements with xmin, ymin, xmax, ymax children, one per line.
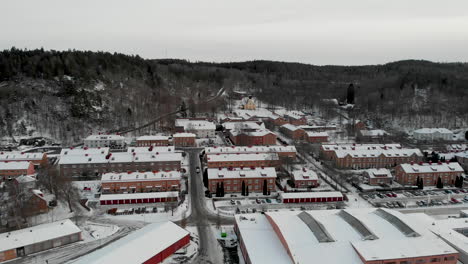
<box><xmin>266</xmin><ymin>198</ymin><xmax>272</xmax><ymax>203</ymax></box>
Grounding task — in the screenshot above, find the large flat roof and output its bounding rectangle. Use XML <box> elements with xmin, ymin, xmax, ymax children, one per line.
<box><xmin>400</xmin><ymin>162</ymin><xmax>463</xmax><ymax>173</ymax></box>
<box><xmin>0</xmin><ymin>151</ymin><xmax>46</xmax><ymax>162</ymax></box>
<box><xmin>0</xmin><ymin>161</ymin><xmax>31</xmax><ymax>170</ymax></box>
<box><xmin>71</xmin><ymin>221</ymin><xmax>188</xmax><ymax>264</ymax></box>
<box><xmin>60</xmin><ymin>147</ymin><xmax>110</xmax><ymax>156</ymax></box>
<box><xmin>235</xmin><ymin>214</ymin><xmax>292</xmax><ymax>264</ymax></box>
<box><xmin>136</xmin><ymin>135</ymin><xmax>169</xmax><ymax>141</ymax></box>
<box><xmin>99</xmin><ymin>191</ymin><xmax>178</xmax><ymax>201</ymax></box>
<box><xmin>59</xmin><ymin>152</ymin><xmax>181</xmax><ymax>165</ymax></box>
<box><xmin>237</xmin><ymin>209</ymin><xmax>458</xmax><ymax>264</ymax></box>
<box><xmin>0</xmin><ymin>219</ymin><xmax>81</xmax><ymax>252</ymax></box>
<box><xmin>84</xmin><ymin>134</ymin><xmax>125</xmax><ymax>141</ymax></box>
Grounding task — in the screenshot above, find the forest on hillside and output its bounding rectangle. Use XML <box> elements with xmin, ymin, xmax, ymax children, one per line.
<box><xmin>0</xmin><ymin>48</ymin><xmax>467</xmax><ymax>144</ymax></box>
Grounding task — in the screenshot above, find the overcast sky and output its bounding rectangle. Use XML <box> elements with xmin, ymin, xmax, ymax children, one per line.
<box><xmin>2</xmin><ymin>0</ymin><xmax>468</xmax><ymax>65</ymax></box>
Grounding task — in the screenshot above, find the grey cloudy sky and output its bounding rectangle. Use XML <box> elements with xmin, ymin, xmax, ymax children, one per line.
<box><xmin>2</xmin><ymin>0</ymin><xmax>468</xmax><ymax>65</ymax></box>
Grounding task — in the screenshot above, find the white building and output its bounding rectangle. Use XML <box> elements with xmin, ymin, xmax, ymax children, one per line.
<box><xmin>235</xmin><ymin>208</ymin><xmax>458</xmax><ymax>264</ymax></box>
<box><xmin>413</xmin><ymin>128</ymin><xmax>454</xmax><ymax>141</ymax></box>
<box><xmin>84</xmin><ymin>134</ymin><xmax>126</xmax><ymax>149</ymax></box>
<box><xmin>175</xmin><ymin>119</ymin><xmax>216</xmax><ymax>138</ymax></box>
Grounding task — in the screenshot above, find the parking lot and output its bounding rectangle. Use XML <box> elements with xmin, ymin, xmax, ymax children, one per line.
<box><xmin>362</xmin><ymin>188</ymin><xmax>468</xmax><ymax>209</ymax></box>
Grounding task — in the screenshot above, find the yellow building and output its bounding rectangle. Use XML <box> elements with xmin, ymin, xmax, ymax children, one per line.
<box><xmin>243</xmin><ymin>96</ymin><xmax>256</xmax><ymax>110</ymax></box>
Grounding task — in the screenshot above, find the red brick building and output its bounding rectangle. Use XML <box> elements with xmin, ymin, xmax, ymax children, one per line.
<box><xmin>291</xmin><ymin>168</ymin><xmax>319</xmax><ymax>188</ymax></box>
<box><xmin>206</xmin><ymin>153</ymin><xmax>280</xmax><ymax>169</ymax></box>
<box><xmin>306</xmin><ymin>132</ymin><xmax>329</xmax><ymax>143</ymax></box>
<box><xmin>99</xmin><ymin>192</ymin><xmax>179</xmax><ymax>205</ymax></box>
<box><xmin>26</xmin><ymin>189</ymin><xmax>49</xmax><ymax>216</ymax></box>
<box><xmin>204</xmin><ymin>145</ymin><xmax>297</xmax><ymax>160</ymax></box>
<box><xmin>0</xmin><ymin>161</ymin><xmax>35</xmax><ymax>179</ymax></box>
<box><xmin>365</xmin><ymin>168</ymin><xmax>393</xmax><ymax>186</ymax></box>
<box><xmin>207</xmin><ymin>167</ymin><xmax>276</xmax><ymax>193</ymax></box>
<box><xmin>270</xmin><ymin>116</ymin><xmax>288</xmax><ymax>126</ymax></box>
<box><xmin>136</xmin><ymin>136</ymin><xmax>170</xmax><ymax>146</ymax></box>
<box><xmin>229</xmin><ymin>130</ymin><xmax>277</xmax><ymax>146</ymax></box>
<box><xmin>59</xmin><ymin>152</ymin><xmax>182</xmax><ymax>177</ymax></box>
<box><xmin>0</xmin><ymin>151</ymin><xmax>48</xmax><ymax>168</ymax></box>
<box><xmin>280</xmin><ymin>124</ymin><xmax>306</xmax><ymax>140</ymax></box>
<box><xmin>332</xmin><ymin>148</ymin><xmax>423</xmax><ymax>169</ymax></box>
<box><xmin>101</xmin><ymin>171</ymin><xmax>181</xmax><ymax>194</ymax></box>
<box><xmin>285</xmin><ymin>111</ymin><xmax>307</xmax><ymax>126</ymax></box>
<box><xmin>395</xmin><ymin>162</ymin><xmax>464</xmax><ymax>186</ymax></box>
<box><xmin>172</xmin><ymin>133</ymin><xmax>196</xmax><ymax>147</ymax></box>
<box><xmin>320</xmin><ymin>143</ymin><xmax>402</xmax><ymax>160</ymax></box>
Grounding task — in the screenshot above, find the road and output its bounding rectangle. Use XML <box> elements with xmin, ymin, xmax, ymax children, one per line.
<box><xmin>185</xmin><ymin>148</ymin><xmax>234</xmax><ymax>264</ymax></box>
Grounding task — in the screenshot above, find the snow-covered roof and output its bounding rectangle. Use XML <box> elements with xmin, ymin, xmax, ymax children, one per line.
<box><xmin>334</xmin><ymin>148</ymin><xmax>423</xmax><ymax>159</ymax></box>
<box><xmin>101</xmin><ymin>171</ymin><xmax>181</xmax><ymax>182</ymax></box>
<box><xmin>366</xmin><ymin>168</ymin><xmax>392</xmax><ymax>179</ymax></box>
<box><xmin>360</xmin><ymin>129</ymin><xmax>388</xmax><ymax>137</ymax></box>
<box><xmin>280</xmin><ymin>191</ymin><xmax>342</xmax><ymax>199</ymax></box>
<box><xmin>413</xmin><ymin>128</ymin><xmax>453</xmax><ymax>134</ymax></box>
<box><xmin>172</xmin><ymin>133</ymin><xmax>196</xmax><ymax>138</ymax></box>
<box><xmin>447</xmin><ymin>144</ymin><xmax>468</xmax><ymax>152</ymax></box>
<box><xmin>72</xmin><ymin>221</ymin><xmax>188</xmax><ymax>264</ymax></box>
<box><xmin>207</xmin><ymin>153</ymin><xmax>279</xmax><ymax>162</ymax></box>
<box><xmin>0</xmin><ymin>161</ymin><xmax>31</xmax><ymax>170</ymax></box>
<box><xmin>230</xmin><ymin>129</ymin><xmax>275</xmax><ymax>137</ymax></box>
<box><xmin>235</xmin><ymin>214</ymin><xmax>292</xmax><ymax>264</ymax></box>
<box><xmin>455</xmin><ymin>151</ymin><xmax>468</xmax><ymax>159</ymax></box>
<box><xmin>15</xmin><ymin>174</ymin><xmax>37</xmax><ymax>184</ymax></box>
<box><xmin>60</xmin><ymin>147</ymin><xmax>109</xmax><ymax>156</ymax></box>
<box><xmin>399</xmin><ymin>162</ymin><xmax>463</xmax><ymax>174</ymax></box>
<box><xmin>205</xmin><ymin>145</ymin><xmax>296</xmax><ymax>155</ymax></box>
<box><xmin>99</xmin><ymin>191</ymin><xmax>178</xmax><ymax>201</ymax></box>
<box><xmin>59</xmin><ymin>152</ymin><xmax>182</xmax><ymax>165</ymax></box>
<box><xmin>223</xmin><ymin>121</ymin><xmax>264</xmax><ymax>131</ymax></box>
<box><xmin>207</xmin><ymin>167</ymin><xmax>276</xmax><ymax>180</ymax></box>
<box><xmin>242</xmin><ymin>208</ymin><xmax>457</xmax><ymax>264</ymax></box>
<box><xmin>0</xmin><ymin>219</ymin><xmax>81</xmax><ymax>252</ymax></box>
<box><xmin>292</xmin><ymin>168</ymin><xmax>318</xmax><ymax>181</ymax></box>
<box><xmin>234</xmin><ymin>108</ymin><xmax>279</xmax><ymax>120</ymax></box>
<box><xmin>0</xmin><ymin>151</ymin><xmax>46</xmax><ymax>162</ymax></box>
<box><xmin>284</xmin><ymin>111</ymin><xmax>305</xmax><ymax>120</ymax></box>
<box><xmin>299</xmin><ymin>125</ymin><xmax>337</xmax><ymax>130</ymax></box>
<box><xmin>175</xmin><ymin>119</ymin><xmax>216</xmax><ymax>130</ymax></box>
<box><xmin>306</xmin><ymin>131</ymin><xmax>328</xmax><ymax>137</ymax></box>
<box><xmin>127</xmin><ymin>146</ymin><xmax>175</xmax><ymax>154</ymax></box>
<box><xmin>280</xmin><ymin>124</ymin><xmax>301</xmax><ymax>131</ymax></box>
<box><xmin>322</xmin><ymin>143</ymin><xmax>402</xmax><ymax>151</ymax></box>
<box><xmin>84</xmin><ymin>134</ymin><xmax>125</xmax><ymax>141</ymax></box>
<box><xmin>136</xmin><ymin>135</ymin><xmax>169</xmax><ymax>141</ymax></box>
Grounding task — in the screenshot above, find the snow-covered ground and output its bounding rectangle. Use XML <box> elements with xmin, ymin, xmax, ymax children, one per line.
<box><xmin>80</xmin><ymin>221</ymin><xmax>119</xmax><ymax>242</ymax></box>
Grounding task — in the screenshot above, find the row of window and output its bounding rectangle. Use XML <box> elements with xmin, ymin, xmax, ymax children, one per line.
<box><xmin>384</xmin><ymin>255</ymin><xmax>456</xmax><ymax>264</ymax></box>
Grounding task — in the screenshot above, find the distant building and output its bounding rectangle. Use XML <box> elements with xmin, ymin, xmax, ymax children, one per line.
<box><xmin>280</xmin><ymin>124</ymin><xmax>306</xmax><ymax>140</ymax></box>
<box><xmin>306</xmin><ymin>132</ymin><xmax>328</xmax><ymax>143</ymax></box>
<box><xmin>447</xmin><ymin>144</ymin><xmax>468</xmax><ymax>152</ymax></box>
<box><xmin>358</xmin><ymin>129</ymin><xmax>388</xmax><ymax>140</ymax></box>
<box><xmin>206</xmin><ymin>153</ymin><xmax>280</xmax><ymax>169</ymax></box>
<box><xmin>204</xmin><ymin>145</ymin><xmax>297</xmax><ymax>160</ymax></box>
<box><xmin>84</xmin><ymin>134</ymin><xmax>126</xmax><ymax>149</ymax></box>
<box><xmin>136</xmin><ymin>135</ymin><xmax>169</xmax><ymax>147</ymax></box>
<box><xmin>229</xmin><ymin>129</ymin><xmax>277</xmax><ymax>146</ymax></box>
<box><xmin>207</xmin><ymin>167</ymin><xmax>276</xmax><ymax>193</ymax></box>
<box><xmin>101</xmin><ymin>171</ymin><xmax>181</xmax><ymax>194</ymax></box>
<box><xmin>413</xmin><ymin>128</ymin><xmax>454</xmax><ymax>141</ymax></box>
<box><xmin>0</xmin><ymin>219</ymin><xmax>81</xmax><ymax>262</ymax></box>
<box><xmin>365</xmin><ymin>168</ymin><xmax>392</xmax><ymax>186</ymax></box>
<box><xmin>455</xmin><ymin>151</ymin><xmax>468</xmax><ymax>171</ymax></box>
<box><xmin>0</xmin><ymin>151</ymin><xmax>48</xmax><ymax>168</ymax></box>
<box><xmin>222</xmin><ymin>121</ymin><xmax>264</xmax><ymax>132</ymax></box>
<box><xmin>299</xmin><ymin>124</ymin><xmax>337</xmax><ymax>132</ymax></box>
<box><xmin>234</xmin><ymin>208</ymin><xmax>458</xmax><ymax>264</ymax></box>
<box><xmin>0</xmin><ymin>161</ymin><xmax>35</xmax><ymax>180</ymax></box>
<box><xmin>395</xmin><ymin>162</ymin><xmax>464</xmax><ymax>186</ymax></box>
<box><xmin>354</xmin><ymin>120</ymin><xmax>367</xmax><ymax>130</ymax></box>
<box><xmin>59</xmin><ymin>151</ymin><xmax>182</xmax><ymax>177</ymax></box>
<box><xmin>240</xmin><ymin>96</ymin><xmax>256</xmax><ymax>110</ymax></box>
<box><xmin>14</xmin><ymin>175</ymin><xmax>37</xmax><ymax>190</ymax></box>
<box><xmin>291</xmin><ymin>168</ymin><xmax>319</xmax><ymax>188</ymax></box>
<box><xmin>25</xmin><ymin>189</ymin><xmax>50</xmax><ymax>216</ymax></box>
<box><xmin>284</xmin><ymin>111</ymin><xmax>307</xmax><ymax>126</ymax></box>
<box><xmin>320</xmin><ymin>143</ymin><xmax>422</xmax><ymax>169</ymax></box>
<box><xmin>269</xmin><ymin>116</ymin><xmax>288</xmax><ymax>126</ymax></box>
<box><xmin>174</xmin><ymin>118</ymin><xmax>216</xmax><ymax>138</ymax></box>
<box><xmin>173</xmin><ymin>133</ymin><xmax>196</xmax><ymax>147</ymax></box>
<box><xmin>72</xmin><ymin>221</ymin><xmax>190</xmax><ymax>264</ymax></box>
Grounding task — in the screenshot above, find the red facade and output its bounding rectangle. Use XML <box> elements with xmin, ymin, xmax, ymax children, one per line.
<box><xmin>143</xmin><ymin>234</ymin><xmax>190</xmax><ymax>264</ymax></box>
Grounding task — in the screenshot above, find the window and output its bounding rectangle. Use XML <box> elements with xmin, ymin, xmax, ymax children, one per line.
<box><xmin>430</xmin><ymin>258</ymin><xmax>439</xmax><ymax>263</ymax></box>
<box><xmin>400</xmin><ymin>261</ymin><xmax>411</xmax><ymax>264</ymax></box>
<box><xmin>415</xmin><ymin>259</ymin><xmax>426</xmax><ymax>264</ymax></box>
<box><xmin>444</xmin><ymin>256</ymin><xmax>455</xmax><ymax>261</ymax></box>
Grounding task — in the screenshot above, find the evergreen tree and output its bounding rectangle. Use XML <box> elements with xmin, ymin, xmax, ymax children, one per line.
<box><xmin>263</xmin><ymin>179</ymin><xmax>268</xmax><ymax>195</ymax></box>
<box><xmin>436</xmin><ymin>177</ymin><xmax>443</xmax><ymax>189</ymax></box>
<box><xmin>216</xmin><ymin>183</ymin><xmax>220</xmax><ymax>197</ymax></box>
<box><xmin>416</xmin><ymin>176</ymin><xmax>420</xmax><ymax>186</ymax></box>
<box><xmin>346</xmin><ymin>83</ymin><xmax>355</xmax><ymax>104</ymax></box>
<box><xmin>203</xmin><ymin>170</ymin><xmax>208</xmax><ymax>188</ymax></box>
<box><xmin>220</xmin><ymin>182</ymin><xmax>225</xmax><ymax>197</ymax></box>
<box><xmin>465</xmin><ymin>131</ymin><xmax>468</xmax><ymax>141</ymax></box>
<box><xmin>246</xmin><ymin>186</ymin><xmax>249</xmax><ymax>196</ymax></box>
<box><xmin>241</xmin><ymin>181</ymin><xmax>246</xmax><ymax>196</ymax></box>
<box><xmin>419</xmin><ymin>178</ymin><xmax>424</xmax><ymax>189</ymax></box>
